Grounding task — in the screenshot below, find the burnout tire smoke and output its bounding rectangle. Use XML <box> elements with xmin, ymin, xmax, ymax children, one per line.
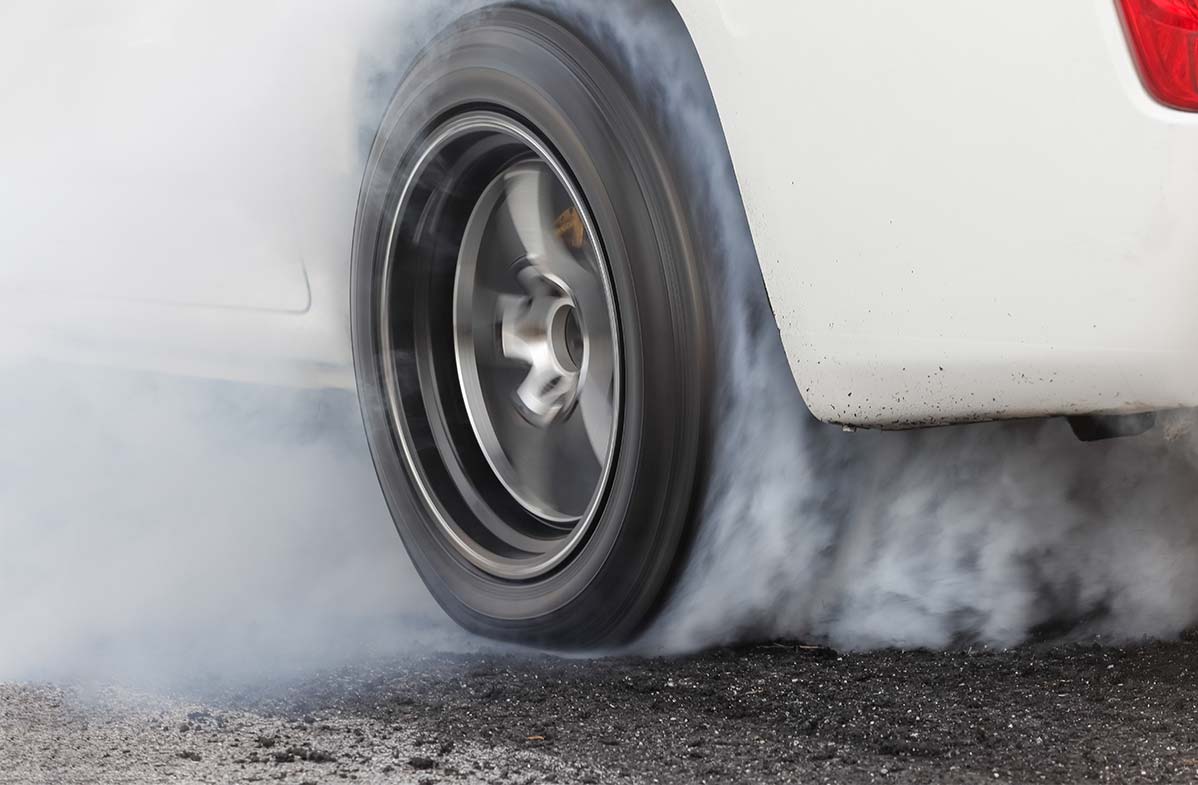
<box><xmin>352</xmin><ymin>3</ymin><xmax>733</xmax><ymax>647</ymax></box>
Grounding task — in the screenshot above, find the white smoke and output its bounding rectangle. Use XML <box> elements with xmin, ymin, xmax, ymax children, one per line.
<box><xmin>2</xmin><ymin>0</ymin><xmax>1195</xmax><ymax>692</ymax></box>
<box><xmin>0</xmin><ymin>0</ymin><xmax>483</xmax><ymax>688</ymax></box>
<box><xmin>652</xmin><ymin>347</ymin><xmax>1198</xmax><ymax>651</ymax></box>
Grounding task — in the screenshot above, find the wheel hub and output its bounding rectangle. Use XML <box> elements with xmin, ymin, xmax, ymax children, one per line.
<box><xmin>500</xmin><ymin>268</ymin><xmax>584</xmax><ymax>426</ymax></box>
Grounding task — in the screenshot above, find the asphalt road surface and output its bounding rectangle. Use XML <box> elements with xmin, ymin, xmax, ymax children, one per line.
<box><xmin>6</xmin><ymin>636</ymin><xmax>1198</xmax><ymax>784</ymax></box>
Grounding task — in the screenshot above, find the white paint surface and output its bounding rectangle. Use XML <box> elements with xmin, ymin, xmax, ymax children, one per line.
<box><xmin>6</xmin><ymin>1</ymin><xmax>1198</xmax><ymax>423</ymax></box>
<box><xmin>675</xmin><ymin>0</ymin><xmax>1198</xmax><ymax>425</ymax></box>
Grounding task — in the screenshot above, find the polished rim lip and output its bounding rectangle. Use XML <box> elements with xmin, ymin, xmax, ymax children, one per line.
<box><xmin>379</xmin><ymin>110</ymin><xmax>623</xmax><ymax>581</ymax></box>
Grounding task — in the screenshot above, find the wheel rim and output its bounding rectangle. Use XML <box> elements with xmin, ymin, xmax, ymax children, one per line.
<box><xmin>379</xmin><ymin>112</ymin><xmax>622</xmax><ymax>580</ymax></box>
<box><xmin>455</xmin><ymin>158</ymin><xmax>619</xmax><ymax>523</ymax></box>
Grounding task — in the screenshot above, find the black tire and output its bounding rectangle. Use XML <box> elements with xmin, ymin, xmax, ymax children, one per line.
<box><xmin>352</xmin><ymin>3</ymin><xmax>716</xmax><ymax>648</ymax></box>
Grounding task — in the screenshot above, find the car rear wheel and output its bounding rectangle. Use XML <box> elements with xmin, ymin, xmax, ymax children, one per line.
<box><xmin>352</xmin><ymin>5</ymin><xmax>715</xmax><ymax>647</ymax></box>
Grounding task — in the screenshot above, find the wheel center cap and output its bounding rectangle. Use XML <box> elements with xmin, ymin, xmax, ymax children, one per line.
<box><xmin>548</xmin><ymin>300</ymin><xmax>583</xmax><ymax>373</ymax></box>
<box><xmin>500</xmin><ymin>274</ymin><xmax>585</xmax><ymax>426</ymax></box>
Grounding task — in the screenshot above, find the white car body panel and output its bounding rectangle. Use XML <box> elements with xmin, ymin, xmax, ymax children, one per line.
<box><xmin>0</xmin><ymin>3</ymin><xmax>359</xmax><ymax>388</ymax></box>
<box><xmin>5</xmin><ymin>2</ymin><xmax>1196</xmax><ymax>425</ymax></box>
<box><xmin>673</xmin><ymin>0</ymin><xmax>1198</xmax><ymax>426</ymax></box>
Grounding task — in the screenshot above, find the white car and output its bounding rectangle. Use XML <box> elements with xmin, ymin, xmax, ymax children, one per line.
<box><xmin>7</xmin><ymin>0</ymin><xmax>1197</xmax><ymax>646</ymax></box>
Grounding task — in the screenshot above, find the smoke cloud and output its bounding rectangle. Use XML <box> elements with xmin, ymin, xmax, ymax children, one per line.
<box><xmin>2</xmin><ymin>0</ymin><xmax>1195</xmax><ymax>694</ymax></box>
<box><xmin>652</xmin><ymin>344</ymin><xmax>1198</xmax><ymax>652</ymax></box>
<box><xmin>0</xmin><ymin>0</ymin><xmax>482</xmax><ymax>689</ymax></box>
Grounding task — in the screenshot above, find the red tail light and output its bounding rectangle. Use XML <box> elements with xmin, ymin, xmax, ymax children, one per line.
<box><xmin>1118</xmin><ymin>0</ymin><xmax>1198</xmax><ymax>110</ymax></box>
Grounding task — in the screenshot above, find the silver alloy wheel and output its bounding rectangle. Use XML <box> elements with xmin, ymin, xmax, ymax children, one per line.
<box><xmin>455</xmin><ymin>158</ymin><xmax>619</xmax><ymax>523</ymax></box>
<box><xmin>380</xmin><ymin>111</ymin><xmax>622</xmax><ymax>580</ymax></box>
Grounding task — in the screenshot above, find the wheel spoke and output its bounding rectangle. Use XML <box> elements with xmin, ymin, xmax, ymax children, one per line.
<box><xmin>554</xmin><ymin>405</ymin><xmax>605</xmax><ymax>486</ymax></box>
<box><xmin>498</xmin><ymin>293</ymin><xmax>535</xmax><ymax>365</ymax></box>
<box><xmin>502</xmin><ymin>165</ymin><xmax>596</xmax><ymax>295</ymax></box>
<box><xmin>578</xmin><ymin>338</ymin><xmax>615</xmax><ymax>463</ymax></box>
<box><xmin>578</xmin><ymin>377</ymin><xmax>613</xmax><ymax>463</ymax></box>
<box><xmin>514</xmin><ymin>364</ymin><xmax>568</xmax><ymax>424</ymax></box>
<box><xmin>492</xmin><ymin>410</ymin><xmax>594</xmax><ymax>522</ymax></box>
<box><xmin>502</xmin><ymin>164</ymin><xmax>555</xmax><ymax>260</ymax></box>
